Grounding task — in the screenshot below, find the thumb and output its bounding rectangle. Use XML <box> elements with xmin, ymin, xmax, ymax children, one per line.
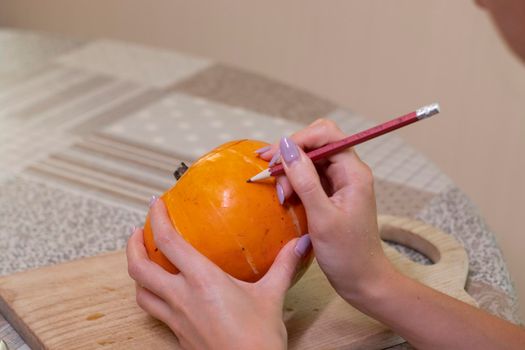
<box><xmin>279</xmin><ymin>136</ymin><xmax>332</xmax><ymax>216</ymax></box>
<box><xmin>259</xmin><ymin>234</ymin><xmax>312</xmax><ymax>298</ymax></box>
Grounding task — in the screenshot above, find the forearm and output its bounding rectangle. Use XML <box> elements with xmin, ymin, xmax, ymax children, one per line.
<box><xmin>346</xmin><ymin>267</ymin><xmax>525</xmax><ymax>350</ymax></box>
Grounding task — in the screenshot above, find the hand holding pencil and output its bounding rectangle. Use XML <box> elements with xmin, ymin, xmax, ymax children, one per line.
<box><xmin>253</xmin><ymin>103</ymin><xmax>525</xmax><ymax>350</ymax></box>
<box><xmin>254</xmin><ymin>113</ymin><xmax>391</xmax><ymax>308</ymax></box>
<box><xmin>251</xmin><ymin>106</ymin><xmax>441</xmax><ymax>312</ymax></box>
<box><xmin>248</xmin><ymin>103</ymin><xmax>440</xmax><ymax>183</ymax></box>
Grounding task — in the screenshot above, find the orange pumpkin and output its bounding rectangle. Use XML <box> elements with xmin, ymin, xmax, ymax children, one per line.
<box><xmin>143</xmin><ymin>139</ymin><xmax>312</xmax><ymax>282</ymax></box>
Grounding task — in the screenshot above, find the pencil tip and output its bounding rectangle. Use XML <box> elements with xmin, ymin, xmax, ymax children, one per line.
<box><xmin>246</xmin><ymin>179</ymin><xmax>252</xmax><ymax>183</ymax></box>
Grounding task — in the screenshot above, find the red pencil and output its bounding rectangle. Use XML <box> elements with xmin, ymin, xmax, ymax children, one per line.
<box><xmin>247</xmin><ymin>103</ymin><xmax>440</xmax><ymax>183</ymax></box>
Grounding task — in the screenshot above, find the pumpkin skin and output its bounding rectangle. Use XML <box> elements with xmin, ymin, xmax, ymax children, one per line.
<box><xmin>143</xmin><ymin>139</ymin><xmax>312</xmax><ymax>282</ymax></box>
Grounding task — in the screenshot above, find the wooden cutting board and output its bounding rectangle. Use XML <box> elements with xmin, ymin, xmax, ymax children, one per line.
<box><xmin>0</xmin><ymin>216</ymin><xmax>476</xmax><ymax>349</ymax></box>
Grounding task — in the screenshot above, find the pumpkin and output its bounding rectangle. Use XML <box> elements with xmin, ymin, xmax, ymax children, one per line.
<box><xmin>143</xmin><ymin>139</ymin><xmax>312</xmax><ymax>282</ymax></box>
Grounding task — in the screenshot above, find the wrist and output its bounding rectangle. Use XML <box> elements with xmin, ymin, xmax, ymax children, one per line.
<box><xmin>244</xmin><ymin>323</ymin><xmax>287</xmax><ymax>350</ymax></box>
<box><xmin>341</xmin><ymin>258</ymin><xmax>402</xmax><ymax>310</ymax></box>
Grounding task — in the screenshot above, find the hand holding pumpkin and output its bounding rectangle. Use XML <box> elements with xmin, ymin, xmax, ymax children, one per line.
<box><xmin>126</xmin><ymin>118</ymin><xmax>395</xmax><ymax>348</ymax></box>
<box><xmin>259</xmin><ymin>119</ymin><xmax>396</xmax><ymax>303</ymax></box>
<box><xmin>127</xmin><ymin>198</ymin><xmax>311</xmax><ymax>350</ymax></box>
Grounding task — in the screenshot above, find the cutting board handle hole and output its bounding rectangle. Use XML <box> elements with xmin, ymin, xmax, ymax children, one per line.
<box><xmin>380</xmin><ymin>224</ymin><xmax>441</xmax><ymax>265</ymax></box>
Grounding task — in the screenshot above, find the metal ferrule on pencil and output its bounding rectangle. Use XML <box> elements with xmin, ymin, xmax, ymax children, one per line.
<box><xmin>416</xmin><ymin>103</ymin><xmax>440</xmax><ymax>120</ymax></box>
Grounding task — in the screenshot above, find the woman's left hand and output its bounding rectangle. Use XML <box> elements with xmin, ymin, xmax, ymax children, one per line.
<box><xmin>127</xmin><ymin>198</ymin><xmax>311</xmax><ymax>350</ymax></box>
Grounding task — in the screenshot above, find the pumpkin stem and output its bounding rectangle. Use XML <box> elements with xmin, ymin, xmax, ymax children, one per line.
<box><xmin>173</xmin><ymin>162</ymin><xmax>189</xmax><ymax>180</ymax></box>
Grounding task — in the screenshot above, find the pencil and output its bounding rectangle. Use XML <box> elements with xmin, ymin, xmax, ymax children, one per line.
<box><xmin>247</xmin><ymin>103</ymin><xmax>440</xmax><ymax>183</ymax></box>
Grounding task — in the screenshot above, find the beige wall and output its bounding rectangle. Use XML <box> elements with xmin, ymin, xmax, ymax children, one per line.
<box><xmin>1</xmin><ymin>1</ymin><xmax>524</xmax><ymax>318</ymax></box>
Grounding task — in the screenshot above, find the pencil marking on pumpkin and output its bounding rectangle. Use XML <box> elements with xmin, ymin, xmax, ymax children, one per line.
<box><xmin>226</xmin><ymin>148</ymin><xmax>266</xmax><ymax>171</ymax></box>
<box><xmin>242</xmin><ymin>248</ymin><xmax>260</xmax><ymax>275</ymax></box>
<box><xmin>288</xmin><ymin>206</ymin><xmax>302</xmax><ymax>236</ymax></box>
<box><xmin>233</xmin><ymin>231</ymin><xmax>259</xmax><ymax>275</ymax></box>
<box><xmin>226</xmin><ymin>143</ymin><xmax>266</xmax><ymax>275</ymax></box>
<box><xmin>207</xmin><ymin>194</ymin><xmax>260</xmax><ymax>276</ymax></box>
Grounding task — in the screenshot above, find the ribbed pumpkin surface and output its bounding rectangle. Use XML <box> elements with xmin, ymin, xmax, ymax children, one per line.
<box><xmin>143</xmin><ymin>140</ymin><xmax>311</xmax><ymax>282</ymax></box>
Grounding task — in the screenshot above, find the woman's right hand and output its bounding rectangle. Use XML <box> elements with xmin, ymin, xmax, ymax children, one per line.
<box><xmin>259</xmin><ymin>119</ymin><xmax>396</xmax><ymax>303</ymax></box>
<box><xmin>262</xmin><ymin>119</ymin><xmax>525</xmax><ymax>350</ymax></box>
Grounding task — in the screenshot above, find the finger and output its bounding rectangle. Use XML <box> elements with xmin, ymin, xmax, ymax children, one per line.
<box><xmin>292</xmin><ymin>119</ymin><xmax>372</xmax><ymax>193</ymax></box>
<box><xmin>326</xmin><ymin>149</ymin><xmax>374</xmax><ymax>193</ymax></box>
<box><xmin>150</xmin><ymin>199</ymin><xmax>218</xmax><ymax>276</ymax></box>
<box><xmin>268</xmin><ymin>150</ymin><xmax>281</xmax><ymax>167</ymax></box>
<box><xmin>135</xmin><ymin>284</ymin><xmax>174</xmax><ymax>325</ymax></box>
<box><xmin>258</xmin><ymin>143</ymin><xmax>279</xmax><ymax>161</ymax></box>
<box><xmin>127</xmin><ymin>227</ymin><xmax>183</xmax><ymax>300</ymax></box>
<box><xmin>291</xmin><ymin>118</ymin><xmax>347</xmax><ymax>151</ymax></box>
<box><xmin>264</xmin><ymin>119</ymin><xmax>347</xmax><ymax>162</ymax></box>
<box><xmin>277</xmin><ymin>161</ymin><xmax>334</xmax><ymax>202</ymax></box>
<box><xmin>258</xmin><ymin>234</ymin><xmax>312</xmax><ymax>299</ymax></box>
<box><xmin>291</xmin><ymin>119</ymin><xmax>360</xmax><ymax>174</ymax></box>
<box><xmin>262</xmin><ymin>118</ymin><xmax>345</xmax><ymax>159</ymax></box>
<box><xmin>279</xmin><ymin>137</ymin><xmax>332</xmax><ymax>216</ymax></box>
<box><xmin>276</xmin><ymin>175</ymin><xmax>293</xmax><ymax>201</ymax></box>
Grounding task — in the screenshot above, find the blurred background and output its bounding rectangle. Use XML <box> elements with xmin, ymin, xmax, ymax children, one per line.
<box><xmin>1</xmin><ymin>0</ymin><xmax>524</xmax><ymax>319</ymax></box>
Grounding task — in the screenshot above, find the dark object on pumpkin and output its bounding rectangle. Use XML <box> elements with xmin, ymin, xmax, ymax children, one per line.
<box><xmin>173</xmin><ymin>162</ymin><xmax>189</xmax><ymax>180</ymax></box>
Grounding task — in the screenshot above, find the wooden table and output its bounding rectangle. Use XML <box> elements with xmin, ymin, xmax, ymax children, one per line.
<box><xmin>0</xmin><ymin>29</ymin><xmax>521</xmax><ymax>349</ymax></box>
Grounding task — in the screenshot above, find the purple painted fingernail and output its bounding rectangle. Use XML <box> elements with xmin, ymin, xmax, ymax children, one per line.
<box><xmin>255</xmin><ymin>145</ymin><xmax>271</xmax><ymax>154</ymax></box>
<box><xmin>149</xmin><ymin>195</ymin><xmax>158</xmax><ymax>207</ymax></box>
<box><xmin>280</xmin><ymin>137</ymin><xmax>300</xmax><ymax>165</ymax></box>
<box><xmin>129</xmin><ymin>225</ymin><xmax>136</xmax><ymax>235</ymax></box>
<box><xmin>276</xmin><ymin>183</ymin><xmax>285</xmax><ymax>205</ymax></box>
<box><xmin>269</xmin><ymin>151</ymin><xmax>281</xmax><ymax>167</ymax></box>
<box><xmin>294</xmin><ymin>234</ymin><xmax>312</xmax><ymax>257</ymax></box>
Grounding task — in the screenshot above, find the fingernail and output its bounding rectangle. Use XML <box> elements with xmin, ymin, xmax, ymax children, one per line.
<box><xmin>276</xmin><ymin>183</ymin><xmax>285</xmax><ymax>205</ymax></box>
<box><xmin>129</xmin><ymin>225</ymin><xmax>136</xmax><ymax>235</ymax></box>
<box><xmin>149</xmin><ymin>195</ymin><xmax>158</xmax><ymax>207</ymax></box>
<box><xmin>255</xmin><ymin>145</ymin><xmax>271</xmax><ymax>154</ymax></box>
<box><xmin>269</xmin><ymin>151</ymin><xmax>281</xmax><ymax>167</ymax></box>
<box><xmin>280</xmin><ymin>137</ymin><xmax>300</xmax><ymax>165</ymax></box>
<box><xmin>294</xmin><ymin>234</ymin><xmax>312</xmax><ymax>257</ymax></box>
